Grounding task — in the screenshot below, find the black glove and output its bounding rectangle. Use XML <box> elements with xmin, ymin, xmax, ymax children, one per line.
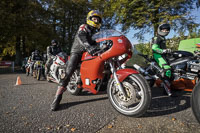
<box><xmin>162</xmin><ymin>49</ymin><xmax>171</xmax><ymax>54</ymax></box>
<box><xmin>86</xmin><ymin>46</ymin><xmax>96</xmax><ymax>55</ymax></box>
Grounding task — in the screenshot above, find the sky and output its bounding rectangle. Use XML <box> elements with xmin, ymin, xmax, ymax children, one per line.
<box><xmin>122</xmin><ymin>8</ymin><xmax>200</xmax><ymax>45</ymax></box>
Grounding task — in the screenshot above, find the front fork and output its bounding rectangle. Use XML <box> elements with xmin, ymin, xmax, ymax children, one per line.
<box><xmin>109</xmin><ymin>62</ymin><xmax>128</xmax><ymax>98</ymax></box>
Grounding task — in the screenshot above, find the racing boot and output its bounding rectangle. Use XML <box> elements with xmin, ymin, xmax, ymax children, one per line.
<box><xmin>51</xmin><ymin>86</ymin><xmax>66</xmax><ymax>111</ymax></box>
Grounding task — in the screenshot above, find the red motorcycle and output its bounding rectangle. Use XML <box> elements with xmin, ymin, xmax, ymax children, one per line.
<box><xmin>67</xmin><ymin>30</ymin><xmax>151</xmax><ymax>117</ymax></box>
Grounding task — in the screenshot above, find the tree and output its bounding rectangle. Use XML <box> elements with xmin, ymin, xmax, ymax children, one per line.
<box><xmin>102</xmin><ymin>0</ymin><xmax>200</xmax><ymax>40</ymax></box>
<box><xmin>0</xmin><ymin>0</ymin><xmax>54</xmax><ymax>64</ymax></box>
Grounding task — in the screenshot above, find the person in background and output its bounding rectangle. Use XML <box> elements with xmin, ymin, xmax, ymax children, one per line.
<box><xmin>45</xmin><ymin>39</ymin><xmax>62</xmax><ymax>76</ymax></box>
<box><xmin>30</xmin><ymin>50</ymin><xmax>42</xmax><ymax>75</ymax></box>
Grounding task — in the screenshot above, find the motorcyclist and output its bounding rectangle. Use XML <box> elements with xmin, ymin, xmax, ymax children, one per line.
<box><xmin>45</xmin><ymin>39</ymin><xmax>62</xmax><ymax>75</ymax></box>
<box><xmin>30</xmin><ymin>50</ymin><xmax>42</xmax><ymax>75</ymax></box>
<box><xmin>50</xmin><ymin>10</ymin><xmax>102</xmax><ymax>111</ymax></box>
<box><xmin>151</xmin><ymin>23</ymin><xmax>172</xmax><ymax>96</ymax></box>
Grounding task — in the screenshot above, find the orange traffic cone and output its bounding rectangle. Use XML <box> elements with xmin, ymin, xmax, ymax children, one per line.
<box><xmin>15</xmin><ymin>76</ymin><xmax>22</xmax><ymax>86</ymax></box>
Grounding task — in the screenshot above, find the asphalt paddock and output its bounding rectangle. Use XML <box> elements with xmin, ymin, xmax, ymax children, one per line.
<box><xmin>0</xmin><ymin>73</ymin><xmax>200</xmax><ymax>133</ymax></box>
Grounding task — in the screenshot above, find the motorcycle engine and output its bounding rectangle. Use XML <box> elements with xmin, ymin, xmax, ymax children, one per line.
<box><xmin>188</xmin><ymin>60</ymin><xmax>200</xmax><ymax>73</ymax></box>
<box><xmin>170</xmin><ymin>59</ymin><xmax>200</xmax><ymax>80</ymax></box>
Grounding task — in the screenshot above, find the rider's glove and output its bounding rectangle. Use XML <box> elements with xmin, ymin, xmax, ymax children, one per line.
<box><xmin>162</xmin><ymin>49</ymin><xmax>171</xmax><ymax>54</ymax></box>
<box><xmin>86</xmin><ymin>46</ymin><xmax>96</xmax><ymax>56</ymax></box>
<box><xmin>51</xmin><ymin>55</ymin><xmax>55</xmax><ymax>59</ymax></box>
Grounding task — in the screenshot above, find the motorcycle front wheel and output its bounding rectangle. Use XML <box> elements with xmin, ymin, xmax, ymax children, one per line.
<box><xmin>191</xmin><ymin>81</ymin><xmax>200</xmax><ymax>123</ymax></box>
<box><xmin>37</xmin><ymin>69</ymin><xmax>41</xmax><ymax>80</ymax></box>
<box><xmin>107</xmin><ymin>74</ymin><xmax>151</xmax><ymax>117</ymax></box>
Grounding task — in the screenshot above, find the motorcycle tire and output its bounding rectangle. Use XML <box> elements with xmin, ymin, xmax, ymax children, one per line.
<box><xmin>67</xmin><ymin>70</ymin><xmax>82</xmax><ymax>95</ymax></box>
<box><xmin>191</xmin><ymin>81</ymin><xmax>200</xmax><ymax>123</ymax></box>
<box><xmin>107</xmin><ymin>74</ymin><xmax>151</xmax><ymax>117</ymax></box>
<box><xmin>37</xmin><ymin>69</ymin><xmax>41</xmax><ymax>80</ymax></box>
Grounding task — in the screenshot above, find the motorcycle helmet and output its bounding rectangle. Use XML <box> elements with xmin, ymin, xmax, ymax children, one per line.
<box><xmin>157</xmin><ymin>23</ymin><xmax>170</xmax><ymax>36</ymax></box>
<box><xmin>86</xmin><ymin>10</ymin><xmax>102</xmax><ymax>29</ymax></box>
<box><xmin>35</xmin><ymin>50</ymin><xmax>39</xmax><ymax>55</ymax></box>
<box><xmin>51</xmin><ymin>39</ymin><xmax>58</xmax><ymax>46</ymax></box>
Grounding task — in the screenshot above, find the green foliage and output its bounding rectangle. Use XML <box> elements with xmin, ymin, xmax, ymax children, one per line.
<box><xmin>0</xmin><ymin>0</ymin><xmax>200</xmax><ymax>65</ymax></box>
<box><xmin>135</xmin><ymin>42</ymin><xmax>152</xmax><ymax>55</ymax></box>
<box><xmin>126</xmin><ymin>43</ymin><xmax>152</xmax><ymax>67</ymax></box>
<box><xmin>101</xmin><ymin>0</ymin><xmax>200</xmax><ymax>40</ymax></box>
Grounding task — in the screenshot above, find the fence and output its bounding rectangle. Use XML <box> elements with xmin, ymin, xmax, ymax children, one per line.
<box><xmin>0</xmin><ymin>61</ymin><xmax>15</xmax><ymax>73</ymax></box>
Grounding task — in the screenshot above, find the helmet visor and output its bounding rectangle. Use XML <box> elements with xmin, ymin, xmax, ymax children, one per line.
<box><xmin>91</xmin><ymin>16</ymin><xmax>101</xmax><ymax>24</ymax></box>
<box><xmin>159</xmin><ymin>24</ymin><xmax>170</xmax><ymax>31</ymax></box>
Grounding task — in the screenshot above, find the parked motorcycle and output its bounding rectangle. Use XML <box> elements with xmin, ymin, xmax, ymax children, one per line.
<box><xmin>25</xmin><ymin>61</ymin><xmax>34</xmax><ymax>76</ymax></box>
<box><xmin>191</xmin><ymin>81</ymin><xmax>200</xmax><ymax>123</ymax></box>
<box><xmin>67</xmin><ymin>29</ymin><xmax>151</xmax><ymax>117</ymax></box>
<box><xmin>46</xmin><ymin>52</ymin><xmax>68</xmax><ymax>83</ymax></box>
<box><xmin>33</xmin><ymin>60</ymin><xmax>45</xmax><ymax>80</ymax></box>
<box><xmin>133</xmin><ymin>50</ymin><xmax>200</xmax><ymax>94</ymax></box>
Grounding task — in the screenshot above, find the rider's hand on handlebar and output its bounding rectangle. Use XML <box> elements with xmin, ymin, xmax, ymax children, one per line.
<box><xmin>162</xmin><ymin>49</ymin><xmax>171</xmax><ymax>54</ymax></box>
<box><xmin>86</xmin><ymin>46</ymin><xmax>97</xmax><ymax>56</ymax></box>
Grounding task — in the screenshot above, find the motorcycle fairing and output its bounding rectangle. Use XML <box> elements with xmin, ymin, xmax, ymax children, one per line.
<box><xmin>80</xmin><ymin>35</ymin><xmax>132</xmax><ymax>94</ymax></box>
<box><xmin>167</xmin><ymin>51</ymin><xmax>194</xmax><ymax>62</ymax></box>
<box><xmin>96</xmin><ymin>36</ymin><xmax>132</xmax><ymax>60</ymax></box>
<box><xmin>80</xmin><ymin>56</ymin><xmax>105</xmax><ymax>94</ymax></box>
<box><xmin>115</xmin><ymin>68</ymin><xmax>139</xmax><ymax>82</ymax></box>
<box><xmin>156</xmin><ymin>78</ymin><xmax>195</xmax><ymax>91</ymax></box>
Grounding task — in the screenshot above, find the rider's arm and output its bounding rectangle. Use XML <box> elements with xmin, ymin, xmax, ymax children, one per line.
<box><xmin>152</xmin><ymin>44</ymin><xmax>163</xmax><ymax>54</ymax></box>
<box><xmin>152</xmin><ymin>37</ymin><xmax>163</xmax><ymax>54</ymax></box>
<box><xmin>77</xmin><ymin>24</ymin><xmax>91</xmax><ymax>48</ymax></box>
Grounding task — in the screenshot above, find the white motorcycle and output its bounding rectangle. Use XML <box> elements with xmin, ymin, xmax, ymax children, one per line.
<box><xmin>46</xmin><ymin>52</ymin><xmax>68</xmax><ymax>83</ymax></box>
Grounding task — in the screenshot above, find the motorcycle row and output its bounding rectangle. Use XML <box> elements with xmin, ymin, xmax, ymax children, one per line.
<box><xmin>25</xmin><ymin>52</ymin><xmax>68</xmax><ymax>83</ymax></box>
<box><xmin>24</xmin><ymin>29</ymin><xmax>200</xmax><ymax>123</ymax></box>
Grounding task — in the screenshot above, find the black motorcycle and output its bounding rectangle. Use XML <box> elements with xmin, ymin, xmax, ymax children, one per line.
<box><xmin>33</xmin><ymin>60</ymin><xmax>45</xmax><ymax>80</ymax></box>
<box><xmin>133</xmin><ymin>50</ymin><xmax>200</xmax><ymax>95</ymax></box>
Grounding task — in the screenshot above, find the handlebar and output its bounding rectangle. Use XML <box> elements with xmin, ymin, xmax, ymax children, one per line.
<box><xmin>92</xmin><ymin>41</ymin><xmax>111</xmax><ymax>56</ymax></box>
<box><xmin>138</xmin><ymin>53</ymin><xmax>152</xmax><ymax>62</ymax></box>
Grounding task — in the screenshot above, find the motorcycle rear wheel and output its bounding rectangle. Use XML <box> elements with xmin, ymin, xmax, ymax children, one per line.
<box><xmin>107</xmin><ymin>74</ymin><xmax>151</xmax><ymax>117</ymax></box>
<box><xmin>191</xmin><ymin>82</ymin><xmax>200</xmax><ymax>123</ymax></box>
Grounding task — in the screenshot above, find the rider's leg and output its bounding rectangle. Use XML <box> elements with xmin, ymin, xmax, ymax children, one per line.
<box><xmin>30</xmin><ymin>62</ymin><xmax>34</xmax><ymax>76</ymax></box>
<box><xmin>51</xmin><ymin>53</ymin><xmax>81</xmax><ymax>111</ymax></box>
<box><xmin>153</xmin><ymin>53</ymin><xmax>172</xmax><ymax>96</ymax></box>
<box><xmin>45</xmin><ymin>58</ymin><xmax>53</xmax><ymax>75</ymax></box>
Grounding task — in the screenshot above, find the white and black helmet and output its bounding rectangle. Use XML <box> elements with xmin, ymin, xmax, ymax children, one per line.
<box><xmin>51</xmin><ymin>39</ymin><xmax>58</xmax><ymax>46</ymax></box>
<box><xmin>157</xmin><ymin>23</ymin><xmax>170</xmax><ymax>36</ymax></box>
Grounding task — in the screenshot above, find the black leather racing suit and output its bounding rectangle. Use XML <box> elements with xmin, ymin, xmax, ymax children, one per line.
<box><xmin>60</xmin><ymin>24</ymin><xmax>98</xmax><ymax>87</ymax></box>
<box><xmin>45</xmin><ymin>45</ymin><xmax>62</xmax><ymax>74</ymax></box>
<box><xmin>30</xmin><ymin>52</ymin><xmax>42</xmax><ymax>74</ymax></box>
